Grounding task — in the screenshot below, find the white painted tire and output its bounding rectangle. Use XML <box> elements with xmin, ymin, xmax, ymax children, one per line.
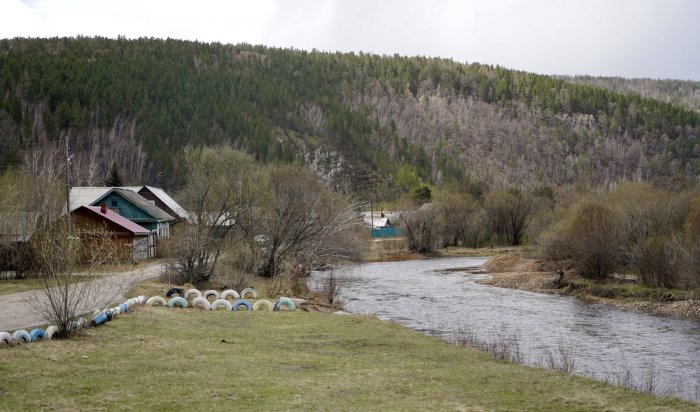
<box><xmin>185</xmin><ymin>289</ymin><xmax>202</xmax><ymax>300</ymax></box>
<box><xmin>12</xmin><ymin>329</ymin><xmax>30</xmax><ymax>344</ymax></box>
<box><xmin>46</xmin><ymin>325</ymin><xmax>59</xmax><ymax>340</ymax></box>
<box><xmin>203</xmin><ymin>290</ymin><xmax>219</xmax><ymax>300</ymax></box>
<box><xmin>0</xmin><ymin>331</ymin><xmax>13</xmax><ymax>345</ymax></box>
<box><xmin>147</xmin><ymin>296</ymin><xmax>167</xmax><ymax>306</ymax></box>
<box><xmin>253</xmin><ymin>299</ymin><xmax>274</xmax><ymax>311</ymax></box>
<box><xmin>191</xmin><ymin>297</ymin><xmax>211</xmax><ymax>310</ymax></box>
<box><xmin>136</xmin><ymin>295</ymin><xmax>147</xmax><ymax>304</ymax></box>
<box><xmin>210</xmin><ymin>299</ymin><xmax>232</xmax><ymax>311</ymax></box>
<box><xmin>240</xmin><ymin>288</ymin><xmax>258</xmax><ymax>299</ymax></box>
<box><xmin>220</xmin><ymin>289</ymin><xmax>240</xmax><ymax>300</ymax></box>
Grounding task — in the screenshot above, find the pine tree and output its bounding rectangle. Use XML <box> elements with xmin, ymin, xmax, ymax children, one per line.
<box><xmin>105</xmin><ymin>162</ymin><xmax>123</xmax><ymax>187</ymax></box>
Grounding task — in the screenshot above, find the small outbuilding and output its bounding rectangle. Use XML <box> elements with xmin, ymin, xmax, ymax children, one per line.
<box><xmin>72</xmin><ymin>205</ymin><xmax>152</xmax><ymax>261</ymax></box>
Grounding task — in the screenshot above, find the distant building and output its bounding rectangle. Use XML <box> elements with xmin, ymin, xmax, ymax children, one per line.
<box><xmin>361</xmin><ymin>211</ymin><xmax>402</xmax><ymax>238</ymax></box>
<box><xmin>90</xmin><ymin>188</ymin><xmax>174</xmax><ymax>239</ymax></box>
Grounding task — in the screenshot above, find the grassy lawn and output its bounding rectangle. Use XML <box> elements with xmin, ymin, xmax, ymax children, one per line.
<box><xmin>0</xmin><ymin>307</ymin><xmax>695</xmax><ymax>411</ymax></box>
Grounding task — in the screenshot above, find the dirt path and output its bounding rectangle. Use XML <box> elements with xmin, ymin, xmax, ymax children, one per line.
<box><xmin>0</xmin><ymin>262</ymin><xmax>164</xmax><ymax>332</ymax></box>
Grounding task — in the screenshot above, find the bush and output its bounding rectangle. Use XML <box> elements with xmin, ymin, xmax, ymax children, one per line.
<box><xmin>542</xmin><ymin>201</ymin><xmax>623</xmax><ymax>281</ymax></box>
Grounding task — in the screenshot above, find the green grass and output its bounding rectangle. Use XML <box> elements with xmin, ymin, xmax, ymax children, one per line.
<box><xmin>566</xmin><ymin>279</ymin><xmax>700</xmax><ymax>302</ymax></box>
<box><xmin>0</xmin><ymin>308</ymin><xmax>696</xmax><ymax>411</ymax></box>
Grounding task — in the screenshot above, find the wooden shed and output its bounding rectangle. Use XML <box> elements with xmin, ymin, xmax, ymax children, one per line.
<box><xmin>72</xmin><ymin>205</ymin><xmax>152</xmax><ymax>262</ymax></box>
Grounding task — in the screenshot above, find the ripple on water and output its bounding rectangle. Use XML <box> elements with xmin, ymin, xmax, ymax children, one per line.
<box><xmin>310</xmin><ymin>257</ymin><xmax>700</xmax><ymax>402</ymax></box>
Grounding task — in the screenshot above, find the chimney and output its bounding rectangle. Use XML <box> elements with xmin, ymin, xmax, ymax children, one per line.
<box><xmin>100</xmin><ymin>203</ymin><xmax>107</xmax><ymax>214</ymax></box>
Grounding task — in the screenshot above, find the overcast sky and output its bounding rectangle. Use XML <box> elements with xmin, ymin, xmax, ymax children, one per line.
<box><xmin>2</xmin><ymin>0</ymin><xmax>699</xmax><ymax>81</ymax></box>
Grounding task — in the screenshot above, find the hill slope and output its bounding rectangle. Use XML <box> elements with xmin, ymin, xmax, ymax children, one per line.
<box><xmin>1</xmin><ymin>37</ymin><xmax>699</xmax><ymax>195</ymax></box>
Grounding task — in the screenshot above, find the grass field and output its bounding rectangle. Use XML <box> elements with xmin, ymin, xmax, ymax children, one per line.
<box><xmin>0</xmin><ymin>306</ymin><xmax>695</xmax><ymax>411</ymax></box>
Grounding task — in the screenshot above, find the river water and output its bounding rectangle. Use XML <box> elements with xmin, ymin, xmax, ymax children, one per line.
<box><xmin>308</xmin><ymin>257</ymin><xmax>700</xmax><ymax>402</ymax></box>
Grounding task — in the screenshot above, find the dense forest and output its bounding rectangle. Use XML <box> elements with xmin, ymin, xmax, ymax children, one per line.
<box><xmin>1</xmin><ymin>37</ymin><xmax>699</xmax><ymax>198</ymax></box>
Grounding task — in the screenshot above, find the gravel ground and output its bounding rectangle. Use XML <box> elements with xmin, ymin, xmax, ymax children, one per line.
<box><xmin>0</xmin><ymin>262</ymin><xmax>163</xmax><ymax>331</ymax></box>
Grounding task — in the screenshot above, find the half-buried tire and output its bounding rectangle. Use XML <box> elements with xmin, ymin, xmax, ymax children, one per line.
<box><xmin>253</xmin><ymin>299</ymin><xmax>274</xmax><ymax>311</ymax></box>
<box><xmin>273</xmin><ymin>297</ymin><xmax>297</xmax><ymax>312</ymax></box>
<box><xmin>231</xmin><ymin>300</ymin><xmax>253</xmax><ymax>311</ymax></box>
<box><xmin>147</xmin><ymin>296</ymin><xmax>167</xmax><ymax>306</ymax></box>
<box><xmin>203</xmin><ymin>290</ymin><xmax>219</xmax><ymax>300</ymax></box>
<box><xmin>210</xmin><ymin>299</ymin><xmax>232</xmax><ymax>311</ymax></box>
<box><xmin>220</xmin><ymin>289</ymin><xmax>240</xmax><ymax>300</ymax></box>
<box><xmin>185</xmin><ymin>289</ymin><xmax>202</xmax><ymax>300</ymax></box>
<box><xmin>12</xmin><ymin>329</ymin><xmax>30</xmax><ymax>344</ymax></box>
<box><xmin>29</xmin><ymin>328</ymin><xmax>46</xmax><ymax>341</ymax></box>
<box><xmin>191</xmin><ymin>296</ymin><xmax>211</xmax><ymax>310</ymax></box>
<box><xmin>45</xmin><ymin>325</ymin><xmax>59</xmax><ymax>340</ymax></box>
<box><xmin>166</xmin><ymin>287</ymin><xmax>185</xmax><ymax>298</ymax></box>
<box><xmin>0</xmin><ymin>331</ymin><xmax>13</xmax><ymax>345</ymax></box>
<box><xmin>240</xmin><ymin>287</ymin><xmax>258</xmax><ymax>299</ymax></box>
<box><xmin>167</xmin><ymin>296</ymin><xmax>189</xmax><ymax>308</ymax></box>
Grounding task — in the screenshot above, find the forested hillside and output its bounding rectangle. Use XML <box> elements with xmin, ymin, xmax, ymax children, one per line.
<box><xmin>563</xmin><ymin>76</ymin><xmax>700</xmax><ymax>112</ymax></box>
<box><xmin>1</xmin><ymin>37</ymin><xmax>699</xmax><ymax>197</ymax></box>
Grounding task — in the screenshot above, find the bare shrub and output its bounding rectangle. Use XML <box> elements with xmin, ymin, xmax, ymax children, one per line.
<box><xmin>321</xmin><ymin>270</ymin><xmax>344</xmax><ymax>305</ymax></box>
<box><xmin>29</xmin><ymin>221</ymin><xmax>123</xmax><ymax>338</ymax></box>
<box><xmin>453</xmin><ymin>326</ymin><xmax>523</xmax><ymax>364</ymax></box>
<box><xmin>543</xmin><ymin>336</ymin><xmax>576</xmax><ymax>373</ymax></box>
<box><xmin>265</xmin><ymin>274</ymin><xmax>290</xmax><ymax>299</ymax></box>
<box><xmin>400</xmin><ymin>206</ymin><xmax>441</xmax><ymax>253</ymax></box>
<box><xmin>547</xmin><ymin>201</ymin><xmax>624</xmax><ymax>280</ymax></box>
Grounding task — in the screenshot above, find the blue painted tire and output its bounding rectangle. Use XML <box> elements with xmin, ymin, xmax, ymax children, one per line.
<box><xmin>211</xmin><ymin>299</ymin><xmax>232</xmax><ymax>311</ymax></box>
<box><xmin>166</xmin><ymin>287</ymin><xmax>185</xmax><ymax>298</ymax></box>
<box><xmin>92</xmin><ymin>313</ymin><xmax>108</xmax><ymax>327</ymax></box>
<box><xmin>0</xmin><ymin>331</ymin><xmax>14</xmax><ymax>345</ymax></box>
<box><xmin>240</xmin><ymin>288</ymin><xmax>258</xmax><ymax>299</ymax></box>
<box><xmin>167</xmin><ymin>296</ymin><xmax>189</xmax><ymax>308</ymax></box>
<box><xmin>220</xmin><ymin>289</ymin><xmax>240</xmax><ymax>300</ymax></box>
<box><xmin>147</xmin><ymin>296</ymin><xmax>167</xmax><ymax>306</ymax></box>
<box><xmin>119</xmin><ymin>303</ymin><xmax>129</xmax><ymax>313</ymax></box>
<box><xmin>231</xmin><ymin>300</ymin><xmax>253</xmax><ymax>311</ymax></box>
<box><xmin>191</xmin><ymin>297</ymin><xmax>211</xmax><ymax>310</ymax></box>
<box><xmin>274</xmin><ymin>297</ymin><xmax>297</xmax><ymax>312</ymax></box>
<box><xmin>45</xmin><ymin>325</ymin><xmax>59</xmax><ymax>340</ymax></box>
<box><xmin>253</xmin><ymin>299</ymin><xmax>274</xmax><ymax>312</ymax></box>
<box><xmin>29</xmin><ymin>328</ymin><xmax>46</xmax><ymax>341</ymax></box>
<box><xmin>12</xmin><ymin>329</ymin><xmax>30</xmax><ymax>344</ymax></box>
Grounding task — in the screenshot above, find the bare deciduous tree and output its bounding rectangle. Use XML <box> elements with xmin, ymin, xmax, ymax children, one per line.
<box><xmin>166</xmin><ymin>145</ymin><xmax>258</xmax><ymax>286</ymax></box>
<box><xmin>258</xmin><ymin>164</ymin><xmax>362</xmax><ymax>278</ymax></box>
<box><xmin>484</xmin><ymin>189</ymin><xmax>535</xmax><ymax>246</ymax></box>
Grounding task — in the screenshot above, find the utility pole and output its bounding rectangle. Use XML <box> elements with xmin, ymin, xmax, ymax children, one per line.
<box><xmin>64</xmin><ymin>133</ymin><xmax>72</xmax><ymax>238</ymax></box>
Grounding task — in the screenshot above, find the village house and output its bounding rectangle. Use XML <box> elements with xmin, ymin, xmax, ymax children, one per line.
<box><xmin>72</xmin><ymin>205</ymin><xmax>152</xmax><ymax>261</ymax></box>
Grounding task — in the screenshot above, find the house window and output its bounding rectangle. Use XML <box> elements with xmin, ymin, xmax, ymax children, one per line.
<box><xmin>111</xmin><ymin>200</ymin><xmax>118</xmax><ymax>207</ymax></box>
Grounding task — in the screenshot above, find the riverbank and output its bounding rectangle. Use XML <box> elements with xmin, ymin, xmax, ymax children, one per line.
<box><xmin>1</xmin><ymin>306</ymin><xmax>695</xmax><ymax>410</ymax></box>
<box><xmin>480</xmin><ymin>251</ymin><xmax>700</xmax><ymax>321</ymax></box>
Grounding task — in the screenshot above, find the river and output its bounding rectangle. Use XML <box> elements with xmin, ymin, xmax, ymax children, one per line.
<box><xmin>308</xmin><ymin>257</ymin><xmax>700</xmax><ymax>402</ymax></box>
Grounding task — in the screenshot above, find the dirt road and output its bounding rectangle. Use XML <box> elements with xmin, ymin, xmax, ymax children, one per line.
<box><xmin>0</xmin><ymin>262</ymin><xmax>163</xmax><ymax>332</ymax></box>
